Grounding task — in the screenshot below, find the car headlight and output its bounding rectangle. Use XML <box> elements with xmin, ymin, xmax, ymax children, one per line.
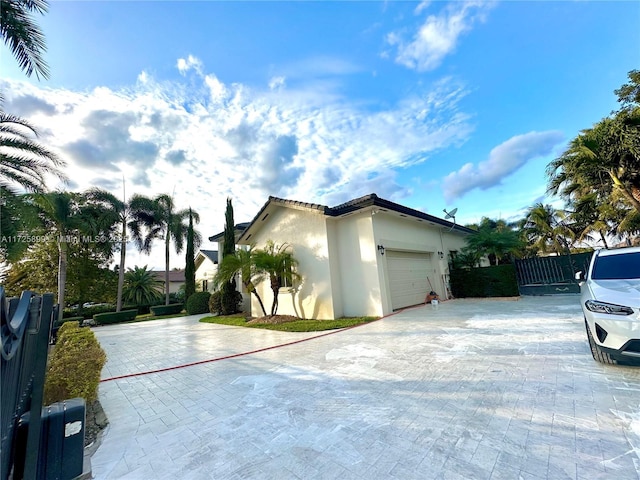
<box><xmin>585</xmin><ymin>300</ymin><xmax>634</xmax><ymax>316</ymax></box>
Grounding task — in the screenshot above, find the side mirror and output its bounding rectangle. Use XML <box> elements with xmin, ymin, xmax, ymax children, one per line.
<box><xmin>575</xmin><ymin>271</ymin><xmax>584</xmax><ymax>281</ymax></box>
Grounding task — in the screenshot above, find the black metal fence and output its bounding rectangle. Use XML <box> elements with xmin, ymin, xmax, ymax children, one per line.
<box><xmin>514</xmin><ymin>252</ymin><xmax>593</xmax><ymax>295</ymax></box>
<box><xmin>1</xmin><ymin>288</ymin><xmax>56</xmax><ymax>480</ymax></box>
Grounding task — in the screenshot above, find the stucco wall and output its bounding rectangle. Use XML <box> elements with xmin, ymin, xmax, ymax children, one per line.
<box><xmin>372</xmin><ymin>213</ymin><xmax>471</xmax><ymax>313</ymax></box>
<box><xmin>335</xmin><ymin>212</ymin><xmax>383</xmax><ymax>317</ymax></box>
<box><xmin>250</xmin><ymin>206</ymin><xmax>336</xmax><ymax>319</ymax></box>
<box><xmin>195</xmin><ymin>257</ymin><xmax>217</xmax><ymax>292</ymax></box>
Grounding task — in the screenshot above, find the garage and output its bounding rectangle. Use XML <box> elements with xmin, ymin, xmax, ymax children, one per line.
<box><xmin>387</xmin><ymin>250</ymin><xmax>436</xmax><ymax>310</ymax></box>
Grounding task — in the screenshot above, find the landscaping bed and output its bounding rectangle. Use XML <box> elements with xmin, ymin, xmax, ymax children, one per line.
<box><xmin>200</xmin><ymin>314</ymin><xmax>378</xmax><ymax>332</ymax></box>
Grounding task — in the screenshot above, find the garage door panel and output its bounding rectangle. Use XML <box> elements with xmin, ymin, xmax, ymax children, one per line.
<box><xmin>387</xmin><ymin>251</ymin><xmax>434</xmax><ymax>310</ymax></box>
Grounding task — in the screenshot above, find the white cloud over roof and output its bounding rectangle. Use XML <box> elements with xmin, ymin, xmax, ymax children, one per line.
<box><xmin>442</xmin><ymin>130</ymin><xmax>565</xmax><ymax>203</ymax></box>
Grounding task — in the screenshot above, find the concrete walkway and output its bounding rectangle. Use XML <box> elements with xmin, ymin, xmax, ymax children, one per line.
<box><xmin>91</xmin><ymin>297</ymin><xmax>640</xmax><ymax>479</ymax></box>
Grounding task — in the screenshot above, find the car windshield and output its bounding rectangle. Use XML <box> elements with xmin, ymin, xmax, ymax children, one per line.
<box><xmin>592</xmin><ymin>253</ymin><xmax>640</xmax><ymax>280</ymax></box>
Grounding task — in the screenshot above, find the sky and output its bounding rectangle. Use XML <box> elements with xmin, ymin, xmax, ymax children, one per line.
<box><xmin>1</xmin><ymin>0</ymin><xmax>639</xmax><ymax>270</ymax></box>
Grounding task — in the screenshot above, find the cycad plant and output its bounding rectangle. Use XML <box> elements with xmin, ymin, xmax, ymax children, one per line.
<box><xmin>122</xmin><ymin>265</ymin><xmax>163</xmax><ymax>306</ymax></box>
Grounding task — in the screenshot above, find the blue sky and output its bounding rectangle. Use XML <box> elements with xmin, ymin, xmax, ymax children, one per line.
<box><xmin>1</xmin><ymin>1</ymin><xmax>638</xmax><ymax>269</ymax></box>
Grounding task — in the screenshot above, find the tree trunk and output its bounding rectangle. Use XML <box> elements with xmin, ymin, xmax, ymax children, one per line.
<box><xmin>246</xmin><ymin>281</ymin><xmax>267</xmax><ymax>317</ymax></box>
<box><xmin>270</xmin><ymin>275</ymin><xmax>279</xmax><ymax>316</ymax></box>
<box><xmin>116</xmin><ymin>218</ymin><xmax>126</xmax><ymax>312</ymax></box>
<box><xmin>610</xmin><ymin>171</ymin><xmax>640</xmax><ymax>212</ymax></box>
<box><xmin>58</xmin><ymin>241</ymin><xmax>67</xmax><ymax>315</ymax></box>
<box><xmin>599</xmin><ymin>230</ymin><xmax>609</xmax><ymax>248</ymax></box>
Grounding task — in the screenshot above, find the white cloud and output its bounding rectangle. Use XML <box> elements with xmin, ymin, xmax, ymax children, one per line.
<box><xmin>387</xmin><ymin>1</ymin><xmax>494</xmax><ymax>72</ymax></box>
<box><xmin>414</xmin><ymin>1</ymin><xmax>431</xmax><ymax>15</ymax></box>
<box><xmin>441</xmin><ymin>130</ymin><xmax>565</xmax><ymax>203</ymax></box>
<box><xmin>0</xmin><ymin>64</ymin><xmax>473</xmax><ymax>269</ymax></box>
<box><xmin>176</xmin><ymin>54</ymin><xmax>203</xmax><ymax>75</ymax></box>
<box><xmin>269</xmin><ymin>76</ymin><xmax>286</xmax><ymax>91</ymax></box>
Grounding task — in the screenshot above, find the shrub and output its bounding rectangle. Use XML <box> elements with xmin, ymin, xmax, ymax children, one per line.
<box><xmin>185</xmin><ymin>292</ymin><xmax>211</xmax><ymax>315</ymax></box>
<box><xmin>450</xmin><ymin>265</ymin><xmax>519</xmax><ymax>298</ymax></box>
<box><xmin>60</xmin><ymin>316</ymin><xmax>84</xmax><ymax>324</ymax></box>
<box><xmin>150</xmin><ymin>303</ymin><xmax>184</xmax><ymax>316</ymax></box>
<box><xmin>222</xmin><ymin>289</ymin><xmax>242</xmax><ymax>315</ymax></box>
<box><xmin>63</xmin><ymin>304</ymin><xmax>116</xmax><ymax>319</ymax></box>
<box><xmin>44</xmin><ymin>322</ymin><xmax>106</xmax><ymax>404</ymax></box>
<box><xmin>93</xmin><ymin>309</ymin><xmax>138</xmax><ymax>325</ymax></box>
<box><xmin>209</xmin><ymin>291</ymin><xmax>222</xmax><ymax>315</ymax></box>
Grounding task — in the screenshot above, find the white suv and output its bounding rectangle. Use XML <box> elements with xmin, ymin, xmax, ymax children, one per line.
<box><xmin>579</xmin><ymin>247</ymin><xmax>640</xmax><ymax>365</ymax></box>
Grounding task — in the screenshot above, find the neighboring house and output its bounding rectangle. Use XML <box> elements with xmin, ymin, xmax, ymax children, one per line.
<box><xmin>152</xmin><ymin>269</ymin><xmax>186</xmax><ymax>294</ymax></box>
<box><xmin>195</xmin><ymin>249</ymin><xmax>218</xmax><ymax>292</ymax></box>
<box><xmin>237</xmin><ymin>193</ymin><xmax>476</xmax><ymax>320</ymax></box>
<box><xmin>208</xmin><ymin>222</ymin><xmax>252</xmax><ymax>310</ymax></box>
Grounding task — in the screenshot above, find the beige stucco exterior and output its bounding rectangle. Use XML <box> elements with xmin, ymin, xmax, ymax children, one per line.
<box><xmin>241</xmin><ymin>197</ymin><xmax>472</xmax><ymax>320</ymax></box>
<box><xmin>195</xmin><ymin>253</ymin><xmax>217</xmax><ymax>292</ymax></box>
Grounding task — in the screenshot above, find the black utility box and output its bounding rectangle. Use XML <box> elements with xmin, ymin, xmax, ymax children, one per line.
<box><xmin>14</xmin><ymin>398</ymin><xmax>86</xmax><ymax>480</ymax></box>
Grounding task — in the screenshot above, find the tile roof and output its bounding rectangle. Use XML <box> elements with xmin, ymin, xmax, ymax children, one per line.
<box><xmin>208</xmin><ymin>222</ymin><xmax>251</xmax><ymax>242</ymax></box>
<box><xmin>198</xmin><ymin>249</ymin><xmax>218</xmax><ymax>263</ymax></box>
<box><xmin>152</xmin><ymin>270</ymin><xmax>185</xmax><ymax>282</ymax></box>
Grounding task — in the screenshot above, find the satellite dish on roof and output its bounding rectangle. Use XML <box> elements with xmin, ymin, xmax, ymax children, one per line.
<box><xmin>443</xmin><ymin>208</ymin><xmax>458</xmax><ymax>220</ymax></box>
<box><xmin>443</xmin><ymin>208</ymin><xmax>458</xmax><ymax>232</ymax></box>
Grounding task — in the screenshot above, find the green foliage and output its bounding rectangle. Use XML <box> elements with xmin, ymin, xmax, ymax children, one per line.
<box><xmin>199</xmin><ymin>315</ymin><xmax>379</xmax><ymax>332</ymax></box>
<box><xmin>450</xmin><ymin>265</ymin><xmax>519</xmax><ymax>298</ymax></box>
<box><xmin>93</xmin><ymin>309</ymin><xmax>137</xmax><ymax>325</ymax></box>
<box><xmin>215</xmin><ymin>246</ymin><xmax>268</xmax><ymax>316</ymax></box>
<box><xmin>185</xmin><ymin>291</ymin><xmax>211</xmax><ymax>315</ymax></box>
<box><xmin>464</xmin><ymin>218</ymin><xmax>525</xmax><ymax>265</ymax></box>
<box><xmin>253</xmin><ymin>241</ymin><xmax>301</xmax><ymax>316</ymax></box>
<box><xmin>221</xmin><ymin>198</ymin><xmax>239</xmax><ymax>313</ymax></box>
<box><xmin>59</xmin><ymin>316</ymin><xmax>83</xmax><ymax>324</ymax></box>
<box><xmin>184</xmin><ymin>208</ymin><xmax>196</xmax><ymax>300</ymax></box>
<box><xmin>122</xmin><ymin>265</ymin><xmax>163</xmax><ymax>306</ymax></box>
<box><xmin>209</xmin><ymin>290</ymin><xmax>222</xmax><ymax>314</ymax></box>
<box><xmin>150</xmin><ymin>303</ymin><xmax>183</xmax><ymax>316</ymax></box>
<box><xmin>44</xmin><ymin>322</ymin><xmax>106</xmax><ymax>404</ymax></box>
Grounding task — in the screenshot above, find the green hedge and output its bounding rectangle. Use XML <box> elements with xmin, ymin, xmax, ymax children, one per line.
<box><xmin>150</xmin><ymin>303</ymin><xmax>184</xmax><ymax>316</ymax></box>
<box><xmin>63</xmin><ymin>304</ymin><xmax>116</xmax><ymax>319</ymax></box>
<box><xmin>44</xmin><ymin>321</ymin><xmax>106</xmax><ymax>404</ymax></box>
<box><xmin>93</xmin><ymin>309</ymin><xmax>138</xmax><ymax>325</ymax></box>
<box><xmin>186</xmin><ymin>292</ymin><xmax>211</xmax><ymax>315</ymax></box>
<box><xmin>60</xmin><ymin>316</ymin><xmax>84</xmax><ymax>324</ymax></box>
<box><xmin>450</xmin><ymin>265</ymin><xmax>519</xmax><ymax>298</ymax></box>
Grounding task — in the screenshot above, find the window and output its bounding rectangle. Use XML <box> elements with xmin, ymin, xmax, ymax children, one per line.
<box><xmin>278</xmin><ymin>258</ymin><xmax>295</xmax><ymax>289</ymax></box>
<box><xmin>202</xmin><ymin>279</ymin><xmax>208</xmax><ymax>291</ymax></box>
<box><xmin>592</xmin><ymin>253</ymin><xmax>640</xmax><ymax>280</ymax></box>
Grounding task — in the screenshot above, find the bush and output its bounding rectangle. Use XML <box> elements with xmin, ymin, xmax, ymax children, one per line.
<box><xmin>60</xmin><ymin>316</ymin><xmax>83</xmax><ymax>324</ymax></box>
<box><xmin>185</xmin><ymin>292</ymin><xmax>211</xmax><ymax>315</ymax></box>
<box><xmin>150</xmin><ymin>303</ymin><xmax>184</xmax><ymax>316</ymax></box>
<box><xmin>450</xmin><ymin>265</ymin><xmax>519</xmax><ymax>298</ymax></box>
<box><xmin>209</xmin><ymin>291</ymin><xmax>222</xmax><ymax>315</ymax></box>
<box><xmin>63</xmin><ymin>304</ymin><xmax>116</xmax><ymax>319</ymax></box>
<box><xmin>223</xmin><ymin>289</ymin><xmax>242</xmax><ymax>315</ymax></box>
<box><xmin>93</xmin><ymin>309</ymin><xmax>138</xmax><ymax>325</ymax></box>
<box><xmin>44</xmin><ymin>322</ymin><xmax>106</xmax><ymax>404</ymax></box>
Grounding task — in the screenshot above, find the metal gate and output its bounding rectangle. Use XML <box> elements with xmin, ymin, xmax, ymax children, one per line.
<box><xmin>514</xmin><ymin>252</ymin><xmax>593</xmax><ymax>295</ymax></box>
<box><xmin>1</xmin><ymin>288</ymin><xmax>56</xmax><ymax>480</ymax></box>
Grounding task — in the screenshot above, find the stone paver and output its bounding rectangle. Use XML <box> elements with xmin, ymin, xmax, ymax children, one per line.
<box><xmin>91</xmin><ymin>297</ymin><xmax>640</xmax><ymax>479</ymax></box>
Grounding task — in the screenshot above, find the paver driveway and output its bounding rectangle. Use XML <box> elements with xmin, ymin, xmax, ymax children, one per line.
<box><xmin>91</xmin><ymin>296</ymin><xmax>640</xmax><ymax>479</ymax></box>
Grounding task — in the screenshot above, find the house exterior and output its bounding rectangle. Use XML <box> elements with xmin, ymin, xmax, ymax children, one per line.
<box><xmin>195</xmin><ymin>249</ymin><xmax>218</xmax><ymax>292</ymax></box>
<box><xmin>237</xmin><ymin>194</ymin><xmax>475</xmax><ymax>319</ymax></box>
<box><xmin>152</xmin><ymin>269</ymin><xmax>185</xmax><ymax>294</ymax></box>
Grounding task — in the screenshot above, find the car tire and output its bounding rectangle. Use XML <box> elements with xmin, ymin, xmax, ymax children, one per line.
<box><xmin>585</xmin><ymin>320</ymin><xmax>617</xmax><ymax>364</ymax></box>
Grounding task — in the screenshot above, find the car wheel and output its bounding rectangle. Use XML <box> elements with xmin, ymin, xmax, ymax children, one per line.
<box><xmin>585</xmin><ymin>320</ymin><xmax>616</xmax><ymax>364</ymax></box>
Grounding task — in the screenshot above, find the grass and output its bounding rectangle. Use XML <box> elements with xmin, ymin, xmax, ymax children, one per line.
<box><xmin>199</xmin><ymin>314</ymin><xmax>379</xmax><ymax>332</ymax></box>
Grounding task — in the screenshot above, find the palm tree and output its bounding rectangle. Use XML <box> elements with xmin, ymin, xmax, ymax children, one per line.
<box><xmin>548</xmin><ymin>113</ymin><xmax>640</xmax><ymax>213</ymax></box>
<box><xmin>85</xmin><ymin>187</ymin><xmax>164</xmax><ymax>312</ymax></box>
<box><xmin>129</xmin><ymin>193</ymin><xmax>200</xmax><ymax>305</ymax></box>
<box><xmin>254</xmin><ymin>241</ymin><xmax>300</xmax><ymax>316</ymax></box>
<box><xmin>1</xmin><ymin>111</ymin><xmax>66</xmax><ymax>192</ymax></box>
<box><xmin>521</xmin><ymin>203</ymin><xmax>574</xmax><ymax>256</ymax></box>
<box><xmin>214</xmin><ymin>245</ymin><xmax>268</xmax><ymax>317</ymax></box>
<box><xmin>31</xmin><ymin>191</ymin><xmax>82</xmax><ymax>310</ymax></box>
<box><xmin>122</xmin><ymin>265</ymin><xmax>163</xmax><ymax>306</ymax></box>
<box><xmin>0</xmin><ymin>0</ymin><xmax>50</xmax><ymax>79</ymax></box>
<box><xmin>465</xmin><ymin>218</ymin><xmax>524</xmax><ymax>265</ymax></box>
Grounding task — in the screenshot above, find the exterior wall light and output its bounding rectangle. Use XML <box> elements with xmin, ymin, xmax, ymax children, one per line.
<box><xmin>377</xmin><ymin>245</ymin><xmax>385</xmax><ymax>255</ymax></box>
<box><xmin>438</xmin><ymin>251</ymin><xmax>444</xmax><ymax>259</ymax></box>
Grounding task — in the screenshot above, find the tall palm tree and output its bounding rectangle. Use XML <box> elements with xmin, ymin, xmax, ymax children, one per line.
<box><xmin>129</xmin><ymin>193</ymin><xmax>200</xmax><ymax>305</ymax></box>
<box><xmin>521</xmin><ymin>203</ymin><xmax>574</xmax><ymax>256</ymax></box>
<box><xmin>85</xmin><ymin>187</ymin><xmax>163</xmax><ymax>312</ymax></box>
<box><xmin>548</xmin><ymin>113</ymin><xmax>640</xmax><ymax>213</ymax></box>
<box><xmin>215</xmin><ymin>245</ymin><xmax>268</xmax><ymax>317</ymax></box>
<box><xmin>254</xmin><ymin>241</ymin><xmax>300</xmax><ymax>316</ymax></box>
<box><xmin>465</xmin><ymin>217</ymin><xmax>524</xmax><ymax>265</ymax></box>
<box><xmin>1</xmin><ymin>111</ymin><xmax>66</xmax><ymax>192</ymax></box>
<box><xmin>31</xmin><ymin>191</ymin><xmax>82</xmax><ymax>311</ymax></box>
<box><xmin>0</xmin><ymin>0</ymin><xmax>50</xmax><ymax>79</ymax></box>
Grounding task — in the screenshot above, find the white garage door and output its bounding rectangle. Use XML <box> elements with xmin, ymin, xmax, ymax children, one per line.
<box><xmin>387</xmin><ymin>251</ymin><xmax>435</xmax><ymax>310</ymax></box>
